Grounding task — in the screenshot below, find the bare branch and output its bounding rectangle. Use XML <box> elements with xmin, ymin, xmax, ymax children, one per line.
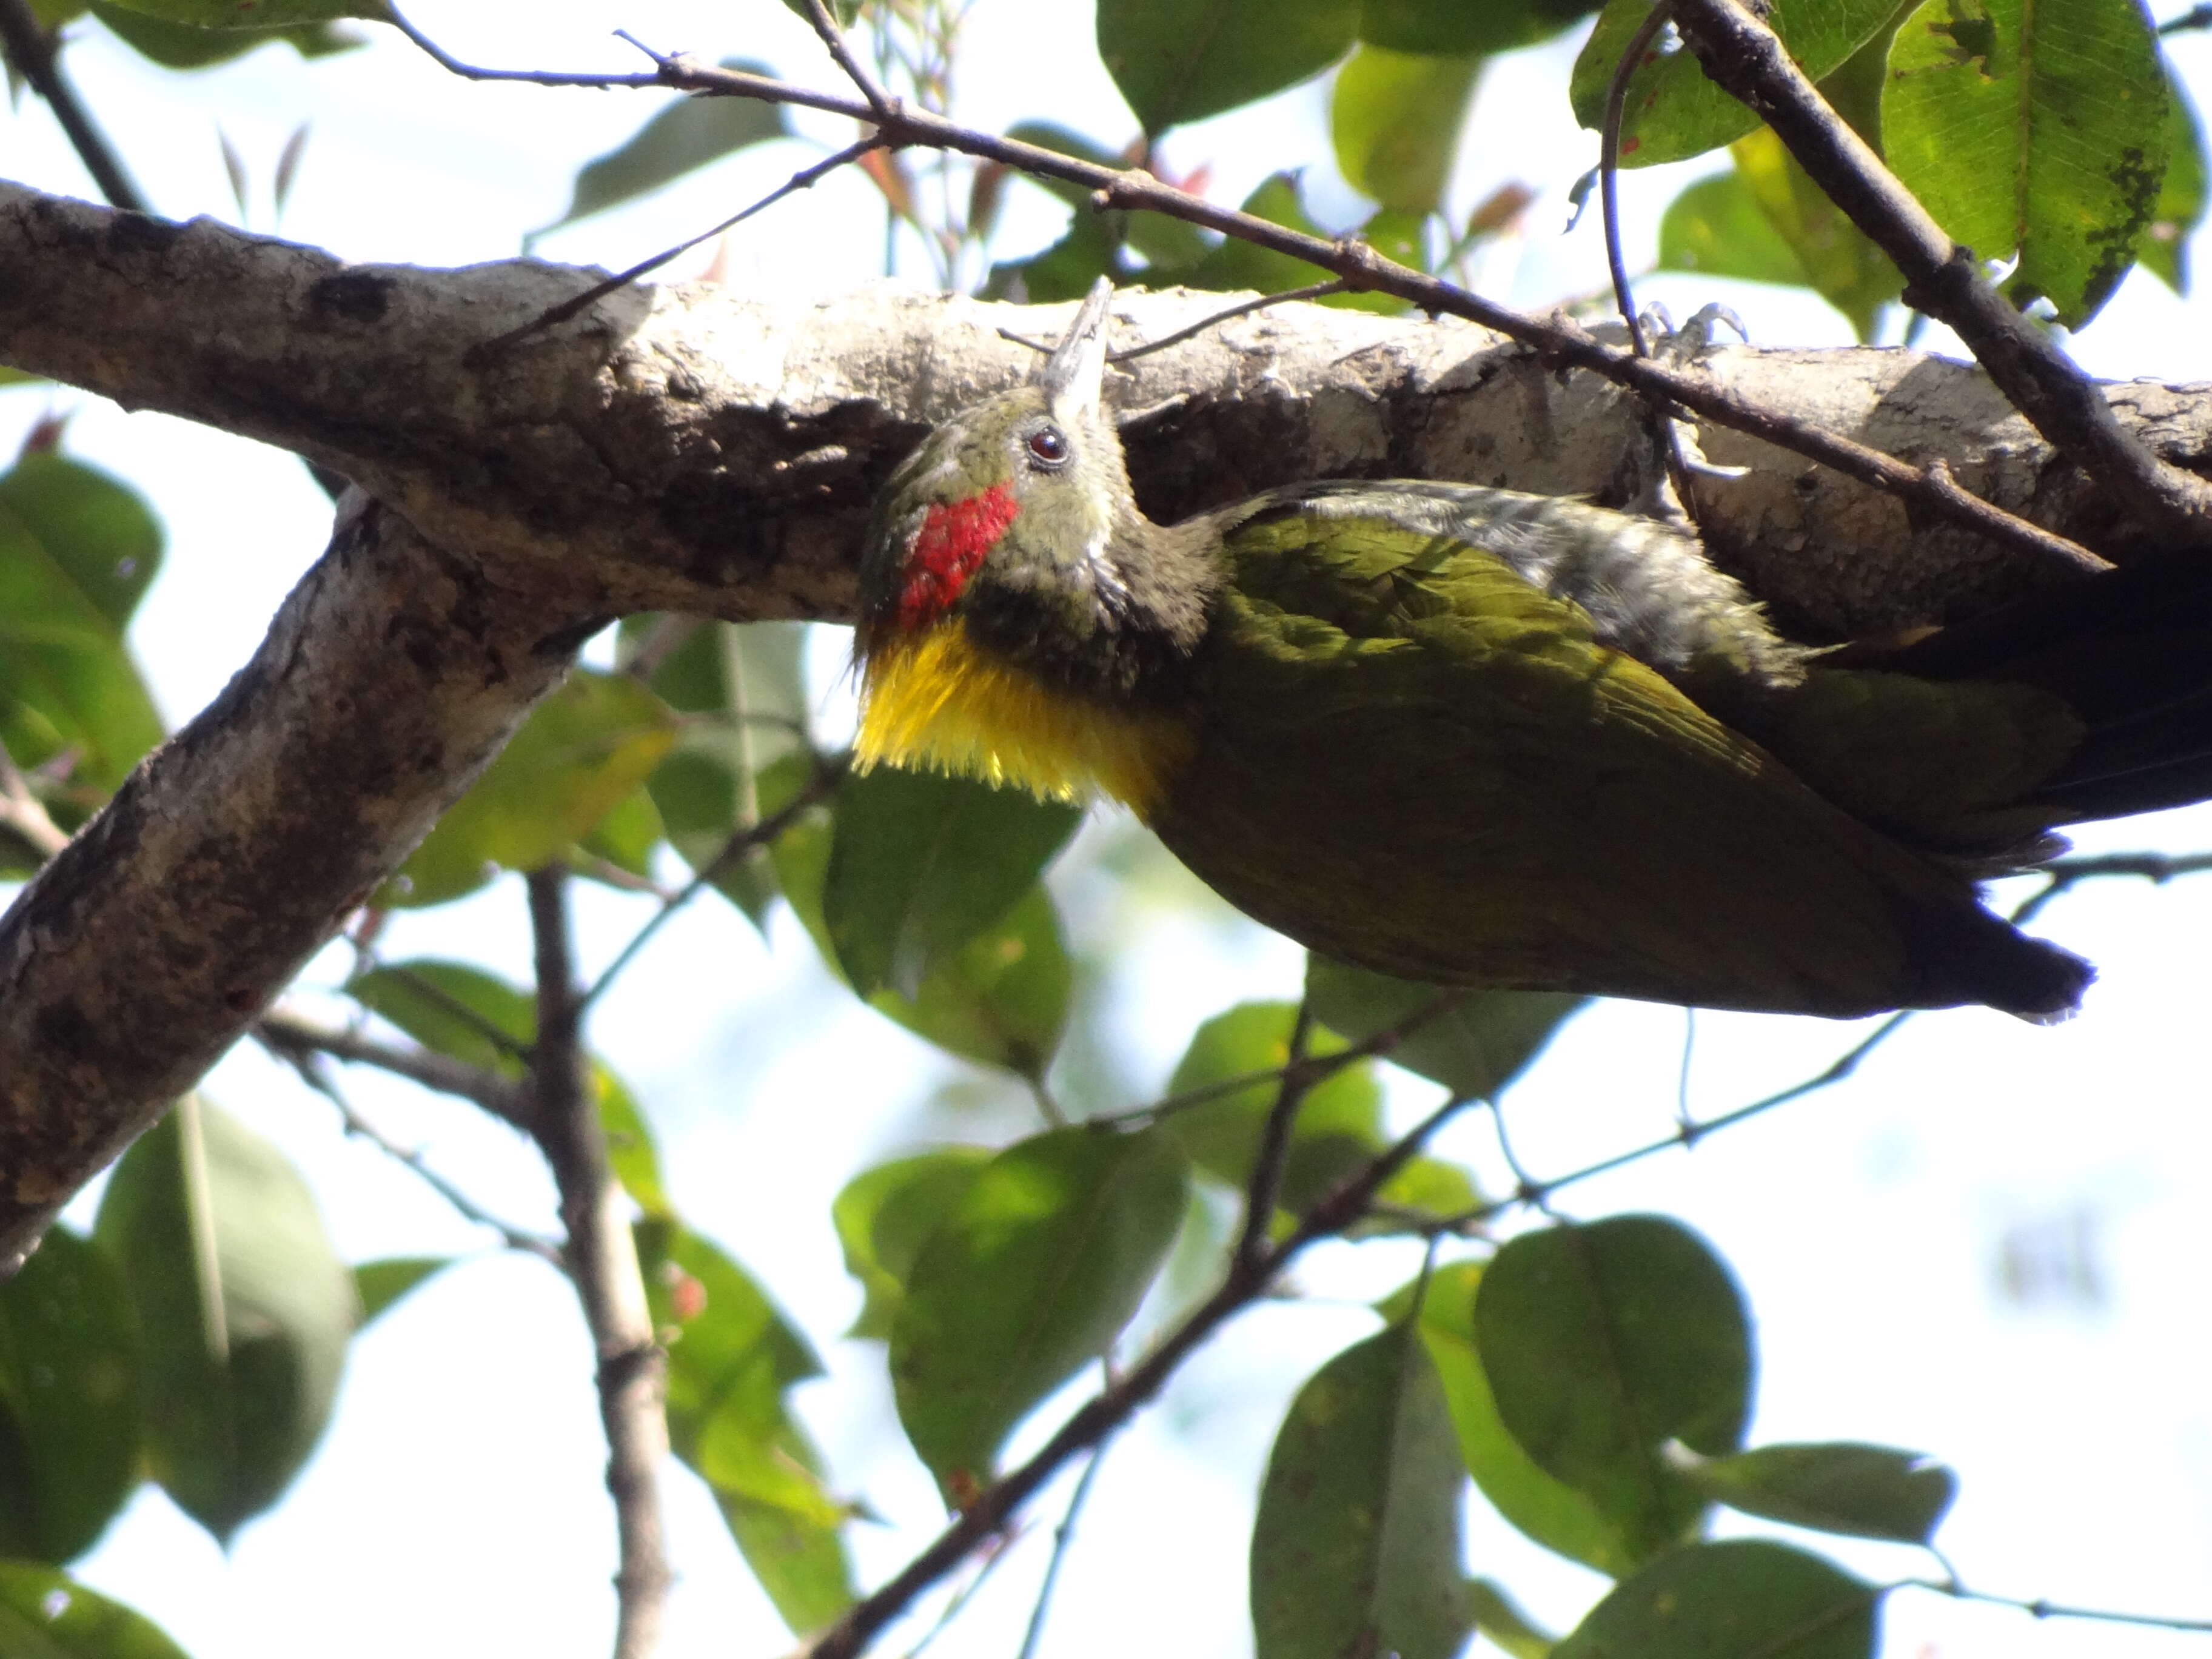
<box><xmin>477</xmin><ymin>134</ymin><xmax>889</xmax><ymax>357</ymax></box>
<box><xmin>1897</xmin><ymin>1577</ymin><xmax>2212</xmax><ymax>1635</ymax></box>
<box><xmin>526</xmin><ymin>868</ymin><xmax>671</xmax><ymax>1659</ymax></box>
<box><xmin>579</xmin><ymin>751</ymin><xmax>848</xmax><ymax>1013</ymax></box>
<box><xmin>799</xmin><ymin>0</ymin><xmax>896</xmax><ymax>118</ymax></box>
<box><xmin>1668</xmin><ymin>0</ymin><xmax>2212</xmax><ymax>547</ymax></box>
<box><xmin>0</xmin><ymin>0</ymin><xmax>147</xmax><ymax>213</ymax></box>
<box><xmin>256</xmin><ymin>1007</ymin><xmax>533</xmax><ymax>1128</ymax></box>
<box><xmin>1232</xmin><ymin>997</ymin><xmax>1315</xmax><ymax>1271</ymax></box>
<box><xmin>263</xmin><ymin>1038</ymin><xmax>564</xmax><ymax>1267</ymax></box>
<box><xmin>1013</xmin><ymin>1439</ymin><xmax>1112</xmax><ymax>1659</ymax></box>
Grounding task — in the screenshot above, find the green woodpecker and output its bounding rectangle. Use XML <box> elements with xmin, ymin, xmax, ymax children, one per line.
<box><xmin>852</xmin><ymin>278</ymin><xmax>2212</xmax><ymax>1019</ymax></box>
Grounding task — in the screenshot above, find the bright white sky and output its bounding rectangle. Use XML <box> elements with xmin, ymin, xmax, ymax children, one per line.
<box><xmin>6</xmin><ymin>4</ymin><xmax>2212</xmax><ymax>1658</ymax></box>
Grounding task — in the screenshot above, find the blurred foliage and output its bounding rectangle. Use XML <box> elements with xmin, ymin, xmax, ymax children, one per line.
<box><xmin>2</xmin><ymin>0</ymin><xmax>2202</xmax><ymax>1649</ymax></box>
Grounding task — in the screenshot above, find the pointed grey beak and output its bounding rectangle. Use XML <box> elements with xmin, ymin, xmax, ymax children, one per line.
<box><xmin>1034</xmin><ymin>276</ymin><xmax>1113</xmax><ymax>419</ymax></box>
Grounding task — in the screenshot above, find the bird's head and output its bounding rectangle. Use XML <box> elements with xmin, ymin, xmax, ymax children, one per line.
<box><xmin>854</xmin><ymin>278</ymin><xmax>1139</xmax><ymax>664</ymax></box>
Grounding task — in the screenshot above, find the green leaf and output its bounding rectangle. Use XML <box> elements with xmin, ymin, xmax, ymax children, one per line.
<box><xmin>95</xmin><ymin>1096</ymin><xmax>358</xmax><ymax>1543</ymax></box>
<box><xmin>1723</xmin><ymin>127</ymin><xmax>1900</xmax><ymax>340</ymax></box>
<box><xmin>1658</xmin><ymin>165</ymin><xmax>1817</xmax><ymax>289</ymax></box>
<box><xmin>1467</xmin><ymin>1578</ymin><xmax>1558</xmax><ymax>1659</ymax></box>
<box><xmin>0</xmin><ymin>454</ymin><xmax>160</xmax><ymax>632</ymax></box>
<box><xmin>1331</xmin><ymin>45</ymin><xmax>1481</xmax><ymax>214</ymax></box>
<box><xmin>1398</xmin><ymin>1261</ymin><xmax>1641</xmax><ymax>1577</ymax></box>
<box><xmin>1671</xmin><ymin>1441</ymin><xmax>1956</xmax><ymax>1544</ymax></box>
<box><xmin>1884</xmin><ymin>0</ymin><xmax>2168</xmax><ymax>327</ymax></box>
<box><xmin>0</xmin><ymin>455</ymin><xmax>165</xmax><ymax>804</ymax></box>
<box><xmin>636</xmin><ymin>1222</ymin><xmax>855</xmax><ymax>1633</ymax></box>
<box><xmin>89</xmin><ymin>1</ymin><xmax>364</xmax><ymax>66</ymax></box>
<box><xmin>823</xmin><ymin>766</ymin><xmax>1079</xmax><ymax>999</ymax></box>
<box><xmin>983</xmin><ymin>211</ymin><xmax>1124</xmax><ymax>305</ymax></box>
<box><xmin>1002</xmin><ymin>122</ymin><xmax>1213</xmax><ymax>268</ymax></box>
<box><xmin>347</xmin><ymin>960</ymin><xmax>532</xmax><ymax>1078</ymax></box>
<box><xmin>890</xmin><ymin>1125</ymin><xmax>1188</xmax><ymax>1499</ymax></box>
<box><xmin>1098</xmin><ymin>0</ymin><xmax>1359</xmax><ymax>135</ymax></box>
<box><xmin>96</xmin><ymin>0</ymin><xmax>384</xmax><ymax>25</ymax></box>
<box><xmin>532</xmin><ymin>66</ymin><xmax>790</xmax><ymax>240</ymax></box>
<box><xmin>0</xmin><ymin>1563</ymin><xmax>190</xmax><ymax>1659</ymax></box>
<box><xmin>2142</xmin><ymin>69</ymin><xmax>2207</xmax><ymax>293</ymax></box>
<box><xmin>630</xmin><ymin>620</ymin><xmax>811</xmax><ymax>925</ymax></box>
<box><xmin>386</xmin><ymin>669</ymin><xmax>677</xmax><ymax>907</ymax></box>
<box><xmin>1474</xmin><ymin>1216</ymin><xmax>1752</xmax><ymax>1567</ymax></box>
<box><xmin>867</xmin><ymin>885</ymin><xmax>1073</xmax><ymax>1079</ymax></box>
<box><xmin>352</xmin><ymin>1257</ymin><xmax>453</xmax><ymax>1330</ymax></box>
<box><xmin>1360</xmin><ymin>0</ymin><xmax>1595</xmax><ymax>53</ymax></box>
<box><xmin>1488</xmin><ymin>1226</ymin><xmax>1744</xmax><ymax>1524</ymax></box>
<box><xmin>1554</xmin><ymin>1540</ymin><xmax>1879</xmax><ymax>1659</ymax></box>
<box><xmin>0</xmin><ymin>1228</ymin><xmax>141</xmax><ymax>1564</ymax></box>
<box><xmin>1570</xmin><ymin>0</ymin><xmax>1899</xmax><ymax>167</ymax></box>
<box><xmin>833</xmin><ymin>1148</ymin><xmax>995</xmax><ymax>1339</ymax></box>
<box><xmin>1306</xmin><ymin>957</ymin><xmax>1581</xmax><ymax>1100</ymax></box>
<box><xmin>594</xmin><ymin>1067</ymin><xmax>672</xmax><ymax>1219</ymax></box>
<box><xmin>577</xmin><ymin>785</ymin><xmax>663</xmax><ymax>882</ymax></box>
<box><xmin>1178</xmin><ymin>174</ymin><xmax>1402</xmax><ymax>312</ymax></box>
<box><xmin>1162</xmin><ymin>1000</ymin><xmax>1386</xmax><ymax>1215</ymax></box>
<box><xmin>1250</xmin><ymin>1323</ymin><xmax>1469</xmax><ymax>1659</ymax></box>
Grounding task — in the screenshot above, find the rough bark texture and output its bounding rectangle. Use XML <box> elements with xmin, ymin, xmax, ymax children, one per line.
<box><xmin>0</xmin><ymin>495</ymin><xmax>575</xmax><ymax>1264</ymax></box>
<box><xmin>1</xmin><ymin>177</ymin><xmax>2210</xmax><ymax>1261</ymax></box>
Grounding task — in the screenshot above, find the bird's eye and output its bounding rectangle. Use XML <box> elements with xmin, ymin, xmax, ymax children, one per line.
<box><xmin>1025</xmin><ymin>426</ymin><xmax>1069</xmax><ymax>468</ymax></box>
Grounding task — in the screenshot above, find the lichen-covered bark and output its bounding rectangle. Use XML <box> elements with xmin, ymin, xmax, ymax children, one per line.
<box><xmin>1</xmin><ymin>177</ymin><xmax>2209</xmax><ymax>1264</ymax></box>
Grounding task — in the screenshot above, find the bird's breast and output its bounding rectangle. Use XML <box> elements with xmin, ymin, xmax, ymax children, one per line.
<box><xmin>855</xmin><ymin>622</ymin><xmax>1195</xmax><ymax>817</ymax></box>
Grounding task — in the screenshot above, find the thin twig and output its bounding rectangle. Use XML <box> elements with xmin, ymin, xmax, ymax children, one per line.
<box><xmin>1896</xmin><ymin>1577</ymin><xmax>2212</xmax><ymax>1634</ymax></box>
<box><xmin>2162</xmin><ymin>3</ymin><xmax>2212</xmax><ymax>32</ymax></box>
<box><xmin>0</xmin><ymin>0</ymin><xmax>147</xmax><ymax>213</ymax></box>
<box><xmin>0</xmin><ymin>739</ymin><xmax>69</xmax><ymax>862</ymax></box>
<box><xmin>1429</xmin><ymin>1013</ymin><xmax>1914</xmax><ymax>1235</ymax></box>
<box><xmin>803</xmin><ymin>1090</ymin><xmax>1478</xmax><ymax>1659</ymax></box>
<box><xmin>1105</xmin><ymin>282</ymin><xmax>1349</xmax><ymax>364</ymax></box>
<box><xmin>1597</xmin><ymin>0</ymin><xmax>1695</xmax><ymax>514</ymax></box>
<box><xmin>434</xmin><ymin>35</ymin><xmax>2111</xmax><ymax>580</ymax></box>
<box><xmin>1233</xmin><ymin>999</ymin><xmax>1315</xmax><ymax>1270</ymax></box>
<box><xmin>475</xmin><ymin>135</ymin><xmax>887</xmax><ymax>357</ymax></box>
<box><xmin>2008</xmin><ymin>850</ymin><xmax>2212</xmax><ymax>928</ymax></box>
<box><xmin>800</xmin><ymin>0</ymin><xmax>896</xmax><ymax>118</ymax></box>
<box><xmin>1598</xmin><ymin>0</ymin><xmax>1674</xmax><ymax>360</ymax></box>
<box><xmin>580</xmin><ymin>750</ymin><xmax>848</xmax><ymax>1013</ymax></box>
<box><xmin>266</xmin><ymin>1041</ymin><xmax>565</xmax><ymax>1268</ymax></box>
<box><xmin>1667</xmin><ymin>0</ymin><xmax>2212</xmax><ymax>546</ymax></box>
<box><xmin>387</xmin><ymin>4</ymin><xmax>660</xmax><ymax>87</ymax></box>
<box><xmin>257</xmin><ymin>1008</ymin><xmax>534</xmax><ymax>1128</ymax></box>
<box><xmin>1013</xmin><ymin>1439</ymin><xmax>1112</xmax><ymax>1659</ymax></box>
<box><xmin>526</xmin><ymin>867</ymin><xmax>672</xmax><ymax>1659</ymax></box>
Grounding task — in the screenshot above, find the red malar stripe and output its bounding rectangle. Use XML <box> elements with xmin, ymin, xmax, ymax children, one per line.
<box><xmin>897</xmin><ymin>483</ymin><xmax>1020</xmax><ymax>631</ymax></box>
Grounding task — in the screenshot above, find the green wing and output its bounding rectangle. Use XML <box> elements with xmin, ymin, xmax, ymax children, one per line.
<box><xmin>1144</xmin><ymin>503</ymin><xmax>2084</xmax><ymax>1017</ymax></box>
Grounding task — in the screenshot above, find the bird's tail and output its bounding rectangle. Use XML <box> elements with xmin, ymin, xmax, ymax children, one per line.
<box><xmin>1879</xmin><ymin>551</ymin><xmax>2212</xmax><ymax>826</ymax></box>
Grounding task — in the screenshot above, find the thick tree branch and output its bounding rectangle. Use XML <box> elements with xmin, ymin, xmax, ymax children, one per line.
<box><xmin>1669</xmin><ymin>0</ymin><xmax>2212</xmax><ymax>546</ymax></box>
<box><xmin>5</xmin><ymin>184</ymin><xmax>2202</xmax><ymax>631</ymax></box>
<box><xmin>526</xmin><ymin>868</ymin><xmax>672</xmax><ymax>1659</ymax></box>
<box><xmin>0</xmin><ymin>497</ymin><xmax>576</xmax><ymax>1269</ymax></box>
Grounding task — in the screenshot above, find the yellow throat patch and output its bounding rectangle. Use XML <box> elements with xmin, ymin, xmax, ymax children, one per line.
<box><xmin>855</xmin><ymin>623</ymin><xmax>1193</xmax><ymax>819</ymax></box>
